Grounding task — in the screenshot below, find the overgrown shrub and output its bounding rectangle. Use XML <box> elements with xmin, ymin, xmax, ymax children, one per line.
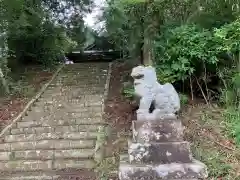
<box><xmin>154</xmin><ymin>18</ymin><xmax>240</xmax><ymax>107</ymax></box>
<box><xmin>154</xmin><ymin>24</ymin><xmax>220</xmax><ymax>83</ymax></box>
<box><xmin>214</xmin><ymin>19</ymin><xmax>240</xmax><ymax>107</ymax></box>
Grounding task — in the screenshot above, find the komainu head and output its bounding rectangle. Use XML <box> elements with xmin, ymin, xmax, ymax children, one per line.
<box><xmin>131</xmin><ymin>65</ymin><xmax>158</xmax><ymax>87</ymax></box>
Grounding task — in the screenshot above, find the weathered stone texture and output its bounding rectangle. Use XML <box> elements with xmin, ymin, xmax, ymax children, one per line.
<box><xmin>54</xmin><ymin>149</ymin><xmax>94</xmax><ymax>159</ymax></box>
<box><xmin>119</xmin><ymin>160</ymin><xmax>208</xmax><ymax>180</ymax></box>
<box><xmin>128</xmin><ymin>141</ymin><xmax>192</xmax><ymax>164</ymax></box>
<box><xmin>132</xmin><ymin>119</ymin><xmax>184</xmax><ymax>143</ymax></box>
<box><xmin>53</xmin><ymin>159</ymin><xmax>95</xmax><ymax>169</ymax></box>
<box><xmin>0</xmin><ymin>160</ymin><xmax>52</xmax><ymax>171</ymax></box>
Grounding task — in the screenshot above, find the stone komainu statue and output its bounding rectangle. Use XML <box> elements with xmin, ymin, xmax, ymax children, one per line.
<box><xmin>131</xmin><ymin>65</ymin><xmax>180</xmax><ymax>121</ymax></box>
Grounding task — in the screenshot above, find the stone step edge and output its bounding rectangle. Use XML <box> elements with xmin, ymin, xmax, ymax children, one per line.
<box><xmin>3</xmin><ymin>132</ymin><xmax>100</xmax><ymax>143</ymax></box>
<box><xmin>12</xmin><ymin>121</ymin><xmax>109</xmax><ymax>129</ymax></box>
<box><xmin>8</xmin><ymin>125</ymin><xmax>104</xmax><ymax>135</ymax></box>
<box><xmin>107</xmin><ymin>170</ymin><xmax>199</xmax><ymax>180</ymax></box>
<box><xmin>0</xmin><ymin>140</ymin><xmax>96</xmax><ymax>152</ymax></box>
<box><xmin>0</xmin><ymin>156</ymin><xmax>95</xmax><ymax>162</ymax></box>
<box><xmin>0</xmin><ymin>175</ymin><xmax>59</xmax><ymax>180</ymax></box>
<box><xmin>128</xmin><ymin>140</ymin><xmax>191</xmax><ymax>145</ymax></box>
<box><xmin>119</xmin><ymin>159</ymin><xmax>208</xmax><ymax>179</ymax></box>
<box><xmin>0</xmin><ymin>171</ymin><xmax>60</xmax><ymax>180</ymax></box>
<box><xmin>16</xmin><ymin>120</ymin><xmax>107</xmax><ymax>125</ymax></box>
<box><xmin>0</xmin><ymin>146</ymin><xmax>96</xmax><ymax>151</ymax></box>
<box><xmin>0</xmin><ymin>149</ymin><xmax>96</xmax><ymax>161</ymax></box>
<box><xmin>0</xmin><ymin>64</ymin><xmax>65</xmax><ymax>138</ymax></box>
<box><xmin>0</xmin><ymin>159</ymin><xmax>96</xmax><ymax>172</ymax></box>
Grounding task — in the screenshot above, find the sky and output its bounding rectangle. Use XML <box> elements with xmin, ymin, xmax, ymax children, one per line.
<box><xmin>83</xmin><ymin>0</ymin><xmax>106</xmax><ymax>30</ymax></box>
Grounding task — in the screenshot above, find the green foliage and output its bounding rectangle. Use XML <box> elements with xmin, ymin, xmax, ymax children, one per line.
<box><xmin>223</xmin><ymin>108</ymin><xmax>240</xmax><ymax>145</ymax></box>
<box><xmin>179</xmin><ymin>93</ymin><xmax>189</xmax><ymax>106</ymax></box>
<box><xmin>154</xmin><ymin>18</ymin><xmax>240</xmax><ymax>107</ymax></box>
<box><xmin>214</xmin><ymin>19</ymin><xmax>240</xmax><ymax>61</ymax></box>
<box><xmin>0</xmin><ymin>0</ymin><xmax>91</xmax><ymax>95</ymax></box>
<box><xmin>123</xmin><ymin>86</ymin><xmax>135</xmax><ymax>99</ymax></box>
<box><xmin>0</xmin><ymin>0</ymin><xmax>91</xmax><ymax>66</ymax></box>
<box><xmin>154</xmin><ymin>25</ymin><xmax>220</xmax><ymax>83</ymax></box>
<box><xmin>214</xmin><ymin>19</ymin><xmax>240</xmax><ymax>107</ymax></box>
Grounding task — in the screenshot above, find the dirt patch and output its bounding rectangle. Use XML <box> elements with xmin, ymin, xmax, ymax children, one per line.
<box><xmin>104</xmin><ymin>61</ymin><xmax>137</xmax><ymax>133</ymax></box>
<box><xmin>181</xmin><ymin>103</ymin><xmax>240</xmax><ymax>179</ymax></box>
<box><xmin>101</xmin><ymin>60</ymin><xmax>138</xmax><ymax>179</ymax></box>
<box><xmin>0</xmin><ymin>65</ymin><xmax>55</xmax><ymax>130</ymax></box>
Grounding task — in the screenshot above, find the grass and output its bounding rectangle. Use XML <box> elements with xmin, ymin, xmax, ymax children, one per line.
<box><xmin>223</xmin><ymin>108</ymin><xmax>240</xmax><ymax>146</ymax></box>
<box><xmin>182</xmin><ymin>104</ymin><xmax>240</xmax><ymax>179</ymax></box>
<box><xmin>7</xmin><ymin>65</ymin><xmax>57</xmax><ymax>98</ymax></box>
<box><xmin>191</xmin><ymin>143</ymin><xmax>235</xmax><ymax>179</ymax></box>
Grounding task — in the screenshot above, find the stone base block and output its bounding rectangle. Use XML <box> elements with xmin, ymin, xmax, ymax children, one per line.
<box><xmin>128</xmin><ymin>141</ymin><xmax>192</xmax><ymax>164</ymax></box>
<box><xmin>119</xmin><ymin>160</ymin><xmax>208</xmax><ymax>180</ymax></box>
<box><xmin>132</xmin><ymin>119</ymin><xmax>184</xmax><ymax>143</ymax></box>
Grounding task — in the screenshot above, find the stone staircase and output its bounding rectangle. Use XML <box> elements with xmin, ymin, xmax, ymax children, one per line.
<box><xmin>0</xmin><ymin>63</ymin><xmax>110</xmax><ymax>179</ymax></box>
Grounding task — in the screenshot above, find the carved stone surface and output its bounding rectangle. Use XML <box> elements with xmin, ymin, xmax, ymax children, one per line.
<box><xmin>131</xmin><ymin>65</ymin><xmax>180</xmax><ymax>121</ymax></box>
<box><xmin>128</xmin><ymin>141</ymin><xmax>192</xmax><ymax>164</ymax></box>
<box><xmin>132</xmin><ymin>119</ymin><xmax>184</xmax><ymax>143</ymax></box>
<box><xmin>119</xmin><ymin>160</ymin><xmax>208</xmax><ymax>180</ymax></box>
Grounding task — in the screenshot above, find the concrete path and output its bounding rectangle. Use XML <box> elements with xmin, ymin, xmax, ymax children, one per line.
<box><xmin>0</xmin><ymin>63</ymin><xmax>110</xmax><ymax>179</ymax></box>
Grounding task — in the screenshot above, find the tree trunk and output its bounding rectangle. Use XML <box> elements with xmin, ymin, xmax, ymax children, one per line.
<box><xmin>140</xmin><ymin>42</ymin><xmax>144</xmax><ymax>64</ymax></box>
<box><xmin>142</xmin><ymin>0</ymin><xmax>153</xmax><ymax>66</ymax></box>
<box><xmin>143</xmin><ymin>38</ymin><xmax>152</xmax><ymax>66</ymax></box>
<box><xmin>0</xmin><ymin>68</ymin><xmax>9</xmax><ymax>94</ymax></box>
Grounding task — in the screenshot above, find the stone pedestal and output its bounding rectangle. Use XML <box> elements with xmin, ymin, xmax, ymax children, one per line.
<box><xmin>118</xmin><ymin>118</ymin><xmax>208</xmax><ymax>180</ymax></box>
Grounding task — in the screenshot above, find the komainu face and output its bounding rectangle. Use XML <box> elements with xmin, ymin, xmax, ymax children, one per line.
<box><xmin>131</xmin><ymin>65</ymin><xmax>158</xmax><ymax>97</ymax></box>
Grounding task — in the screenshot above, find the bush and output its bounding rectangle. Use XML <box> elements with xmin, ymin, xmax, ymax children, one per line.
<box><xmin>154</xmin><ymin>24</ymin><xmax>220</xmax><ymax>83</ymax></box>
<box><xmin>154</xmin><ymin>19</ymin><xmax>240</xmax><ymax>106</ymax></box>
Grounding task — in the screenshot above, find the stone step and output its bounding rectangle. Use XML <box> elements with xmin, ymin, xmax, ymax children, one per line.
<box><xmin>33</xmin><ymin>96</ymin><xmax>103</xmax><ymax>106</ymax></box>
<box><xmin>53</xmin><ymin>159</ymin><xmax>95</xmax><ymax>170</ymax></box>
<box><xmin>4</xmin><ymin>132</ymin><xmax>99</xmax><ymax>143</ymax></box>
<box><xmin>40</xmin><ymin>92</ymin><xmax>104</xmax><ymax>98</ymax></box>
<box><xmin>31</xmin><ymin>101</ymin><xmax>86</xmax><ymax>109</ymax></box>
<box><xmin>63</xmin><ymin>106</ymin><xmax>103</xmax><ymax>113</ymax></box>
<box><xmin>0</xmin><ymin>149</ymin><xmax>95</xmax><ymax>161</ymax></box>
<box><xmin>0</xmin><ymin>160</ymin><xmax>52</xmax><ymax>172</ymax></box>
<box><xmin>119</xmin><ymin>160</ymin><xmax>208</xmax><ymax>180</ymax></box>
<box><xmin>43</xmin><ymin>88</ymin><xmax>105</xmax><ymax>95</ymax></box>
<box><xmin>120</xmin><ymin>154</ymin><xmax>128</xmax><ymax>162</ymax></box>
<box><xmin>132</xmin><ymin>119</ymin><xmax>184</xmax><ymax>143</ymax></box>
<box><xmin>128</xmin><ymin>141</ymin><xmax>192</xmax><ymax>164</ymax></box>
<box><xmin>17</xmin><ymin>117</ymin><xmax>105</xmax><ymax>128</ymax></box>
<box><xmin>0</xmin><ymin>159</ymin><xmax>95</xmax><ymax>172</ymax></box>
<box><xmin>0</xmin><ymin>139</ymin><xmax>95</xmax><ymax>151</ymax></box>
<box><xmin>54</xmin><ymin>82</ymin><xmax>106</xmax><ymax>86</ymax></box>
<box><xmin>0</xmin><ymin>172</ymin><xmax>59</xmax><ymax>180</ymax></box>
<box><xmin>54</xmin><ymin>149</ymin><xmax>95</xmax><ymax>159</ymax></box>
<box><xmin>10</xmin><ymin>124</ymin><xmax>101</xmax><ymax>135</ymax></box>
<box><xmin>21</xmin><ymin>111</ymin><xmax>103</xmax><ymax>122</ymax></box>
<box><xmin>32</xmin><ymin>100</ymin><xmax>103</xmax><ymax>110</ymax></box>
<box><xmin>0</xmin><ymin>166</ymin><xmax>102</xmax><ymax>180</ymax></box>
